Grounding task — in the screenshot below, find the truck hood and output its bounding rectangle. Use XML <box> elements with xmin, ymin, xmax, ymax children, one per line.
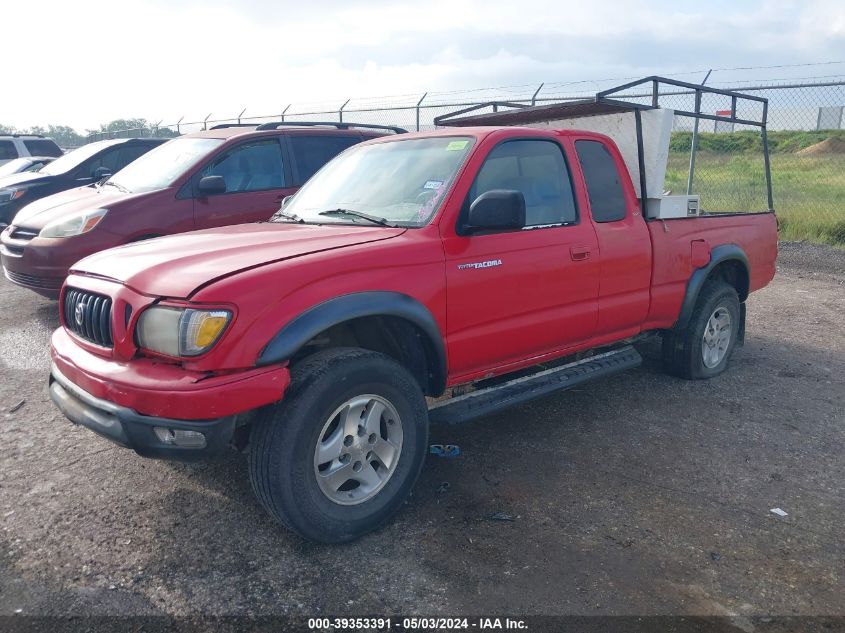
<box><xmin>72</xmin><ymin>222</ymin><xmax>406</xmax><ymax>298</ymax></box>
<box><xmin>13</xmin><ymin>185</ymin><xmax>140</xmax><ymax>230</ymax></box>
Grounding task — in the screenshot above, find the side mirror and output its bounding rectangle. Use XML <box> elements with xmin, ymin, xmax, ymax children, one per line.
<box><xmin>281</xmin><ymin>194</ymin><xmax>294</xmax><ymax>208</ymax></box>
<box><xmin>197</xmin><ymin>175</ymin><xmax>226</xmax><ymax>196</ymax></box>
<box><xmin>465</xmin><ymin>189</ymin><xmax>526</xmax><ymax>233</ymax></box>
<box><xmin>92</xmin><ymin>166</ymin><xmax>112</xmax><ymax>180</ymax></box>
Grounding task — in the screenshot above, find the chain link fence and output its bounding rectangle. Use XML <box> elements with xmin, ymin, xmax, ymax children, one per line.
<box><xmin>88</xmin><ymin>78</ymin><xmax>845</xmax><ymax>245</ymax></box>
<box><xmin>657</xmin><ymin>82</ymin><xmax>845</xmax><ymax>244</ymax></box>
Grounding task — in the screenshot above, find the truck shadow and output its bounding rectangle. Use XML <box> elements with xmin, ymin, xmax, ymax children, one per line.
<box><xmin>159</xmin><ymin>330</ymin><xmax>841</xmax><ymax>515</ymax></box>
<box><xmin>31</xmin><ymin>295</ymin><xmax>61</xmax><ymax>330</ymax></box>
<box><xmin>121</xmin><ymin>331</ymin><xmax>844</xmax><ymax>612</ymax></box>
<box><xmin>164</xmin><ymin>453</ymin><xmax>253</xmax><ymax>503</ymax></box>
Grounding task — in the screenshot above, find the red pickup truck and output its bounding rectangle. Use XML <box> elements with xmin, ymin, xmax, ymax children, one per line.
<box><xmin>48</xmin><ymin>124</ymin><xmax>777</xmax><ymax>542</ymax></box>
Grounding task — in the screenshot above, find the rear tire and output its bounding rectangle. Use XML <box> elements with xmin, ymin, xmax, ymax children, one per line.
<box><xmin>248</xmin><ymin>347</ymin><xmax>429</xmax><ymax>543</ymax></box>
<box><xmin>662</xmin><ymin>280</ymin><xmax>741</xmax><ymax>380</ymax></box>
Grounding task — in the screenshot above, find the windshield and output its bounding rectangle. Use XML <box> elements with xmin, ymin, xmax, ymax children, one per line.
<box><xmin>108</xmin><ymin>137</ymin><xmax>224</xmax><ymax>193</ymax></box>
<box><xmin>40</xmin><ymin>141</ymin><xmax>118</xmax><ymax>175</ymax></box>
<box><xmin>0</xmin><ymin>158</ymin><xmax>35</xmax><ymax>176</ymax></box>
<box><xmin>278</xmin><ymin>136</ymin><xmax>475</xmax><ymax>227</ymax></box>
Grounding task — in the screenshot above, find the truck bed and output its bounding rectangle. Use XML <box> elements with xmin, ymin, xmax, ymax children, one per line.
<box><xmin>644</xmin><ymin>212</ymin><xmax>778</xmax><ymax>331</ymax></box>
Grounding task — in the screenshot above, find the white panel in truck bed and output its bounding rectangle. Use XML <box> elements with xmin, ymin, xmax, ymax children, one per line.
<box><xmin>525</xmin><ymin>108</ymin><xmax>674</xmax><ymax>202</ymax></box>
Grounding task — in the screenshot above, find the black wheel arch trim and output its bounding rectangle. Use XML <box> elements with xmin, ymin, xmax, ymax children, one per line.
<box><xmin>674</xmin><ymin>244</ymin><xmax>749</xmax><ymax>330</ymax></box>
<box><xmin>257</xmin><ymin>291</ymin><xmax>448</xmax><ymax>395</ymax></box>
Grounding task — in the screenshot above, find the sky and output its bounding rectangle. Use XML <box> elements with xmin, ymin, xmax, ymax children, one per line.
<box><xmin>3</xmin><ymin>0</ymin><xmax>845</xmax><ymax>131</ymax></box>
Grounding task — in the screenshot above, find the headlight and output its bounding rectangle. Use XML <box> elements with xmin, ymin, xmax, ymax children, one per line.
<box><xmin>0</xmin><ymin>188</ymin><xmax>26</xmax><ymax>203</ymax></box>
<box><xmin>136</xmin><ymin>307</ymin><xmax>232</xmax><ymax>357</ymax></box>
<box><xmin>40</xmin><ymin>208</ymin><xmax>108</xmax><ymax>238</ymax></box>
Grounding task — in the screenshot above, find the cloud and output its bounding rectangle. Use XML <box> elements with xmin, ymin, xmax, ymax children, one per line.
<box><xmin>1</xmin><ymin>0</ymin><xmax>843</xmax><ymax>131</ymax></box>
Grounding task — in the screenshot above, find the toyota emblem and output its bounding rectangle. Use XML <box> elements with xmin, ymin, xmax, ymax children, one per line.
<box><xmin>74</xmin><ymin>301</ymin><xmax>85</xmax><ymax>326</ymax></box>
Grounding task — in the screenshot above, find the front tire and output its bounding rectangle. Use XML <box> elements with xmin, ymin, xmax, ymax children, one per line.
<box><xmin>248</xmin><ymin>348</ymin><xmax>429</xmax><ymax>543</ymax></box>
<box><xmin>662</xmin><ymin>281</ymin><xmax>741</xmax><ymax>380</ymax></box>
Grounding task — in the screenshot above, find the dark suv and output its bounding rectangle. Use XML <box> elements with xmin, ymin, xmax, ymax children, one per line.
<box><xmin>1</xmin><ymin>123</ymin><xmax>403</xmax><ymax>297</ymax></box>
<box><xmin>0</xmin><ymin>138</ymin><xmax>164</xmax><ymax>228</ymax></box>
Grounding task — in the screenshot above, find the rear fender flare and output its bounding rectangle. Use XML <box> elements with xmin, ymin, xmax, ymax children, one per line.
<box><xmin>674</xmin><ymin>244</ymin><xmax>749</xmax><ymax>330</ymax></box>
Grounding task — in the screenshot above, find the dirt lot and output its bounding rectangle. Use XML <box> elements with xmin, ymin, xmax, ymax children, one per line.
<box><xmin>1</xmin><ymin>241</ymin><xmax>843</xmax><ymax>619</ymax></box>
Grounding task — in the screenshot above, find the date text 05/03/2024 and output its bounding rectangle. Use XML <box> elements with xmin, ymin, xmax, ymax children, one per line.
<box><xmin>307</xmin><ymin>617</ymin><xmax>528</xmax><ymax>630</ymax></box>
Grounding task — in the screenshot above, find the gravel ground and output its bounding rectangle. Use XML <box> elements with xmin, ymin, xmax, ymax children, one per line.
<box><xmin>0</xmin><ymin>241</ymin><xmax>843</xmax><ymax>619</ymax></box>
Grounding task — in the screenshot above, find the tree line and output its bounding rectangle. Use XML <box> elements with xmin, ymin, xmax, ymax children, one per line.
<box><xmin>0</xmin><ymin>118</ymin><xmax>179</xmax><ymax>147</ymax></box>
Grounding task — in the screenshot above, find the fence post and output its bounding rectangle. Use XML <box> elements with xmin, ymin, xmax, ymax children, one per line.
<box><xmin>761</xmin><ymin>100</ymin><xmax>774</xmax><ymax>211</ymax></box>
<box><xmin>281</xmin><ymin>104</ymin><xmax>291</xmax><ymax>122</ymax></box>
<box><xmin>531</xmin><ymin>83</ymin><xmax>544</xmax><ymax>106</ymax></box>
<box><xmin>339</xmin><ymin>99</ymin><xmax>350</xmax><ymax>123</ymax></box>
<box><xmin>687</xmin><ymin>69</ymin><xmax>712</xmax><ymax>195</ymax></box>
<box><xmin>416</xmin><ymin>92</ymin><xmax>427</xmax><ymax>131</ymax></box>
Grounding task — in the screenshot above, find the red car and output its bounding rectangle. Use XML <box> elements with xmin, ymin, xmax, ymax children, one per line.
<box><xmin>1</xmin><ymin>123</ymin><xmax>401</xmax><ymax>297</ymax></box>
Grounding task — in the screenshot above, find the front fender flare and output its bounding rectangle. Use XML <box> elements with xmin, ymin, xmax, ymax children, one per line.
<box><xmin>257</xmin><ymin>291</ymin><xmax>447</xmax><ymax>394</ymax></box>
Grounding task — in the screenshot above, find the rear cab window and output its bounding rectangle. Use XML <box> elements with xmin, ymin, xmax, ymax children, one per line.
<box><xmin>289</xmin><ymin>135</ymin><xmax>362</xmax><ymax>183</ymax></box>
<box><xmin>574</xmin><ymin>139</ymin><xmax>627</xmax><ymax>223</ymax></box>
<box><xmin>23</xmin><ymin>139</ymin><xmax>63</xmax><ymax>157</ymax></box>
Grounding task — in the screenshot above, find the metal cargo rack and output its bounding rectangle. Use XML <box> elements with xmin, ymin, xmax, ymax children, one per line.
<box><xmin>434</xmin><ymin>76</ymin><xmax>774</xmax><ymax>213</ymax></box>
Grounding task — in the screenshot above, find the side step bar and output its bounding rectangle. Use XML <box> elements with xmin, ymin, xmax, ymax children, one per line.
<box><xmin>428</xmin><ymin>345</ymin><xmax>642</xmax><ymax>425</ymax></box>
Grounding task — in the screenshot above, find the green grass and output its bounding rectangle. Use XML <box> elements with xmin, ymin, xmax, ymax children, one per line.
<box><xmin>669</xmin><ymin>129</ymin><xmax>845</xmax><ymax>154</ymax></box>
<box><xmin>664</xmin><ymin>149</ymin><xmax>845</xmax><ymax>246</ymax></box>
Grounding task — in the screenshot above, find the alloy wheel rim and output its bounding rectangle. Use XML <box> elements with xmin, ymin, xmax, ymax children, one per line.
<box><xmin>701</xmin><ymin>307</ymin><xmax>732</xmax><ymax>369</ymax></box>
<box><xmin>313</xmin><ymin>394</ymin><xmax>404</xmax><ymax>505</ymax></box>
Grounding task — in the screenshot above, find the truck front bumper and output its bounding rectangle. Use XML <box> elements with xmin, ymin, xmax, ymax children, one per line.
<box><xmin>49</xmin><ymin>327</ymin><xmax>291</xmax><ymax>460</ymax></box>
<box><xmin>50</xmin><ymin>364</ymin><xmax>237</xmax><ymax>460</ymax></box>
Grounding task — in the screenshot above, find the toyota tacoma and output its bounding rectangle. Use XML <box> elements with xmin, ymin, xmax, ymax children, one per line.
<box><xmin>47</xmin><ymin>99</ymin><xmax>778</xmax><ymax>542</ymax></box>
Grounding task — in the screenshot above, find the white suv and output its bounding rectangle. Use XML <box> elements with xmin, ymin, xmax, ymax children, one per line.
<box><xmin>0</xmin><ymin>135</ymin><xmax>63</xmax><ymax>166</ymax></box>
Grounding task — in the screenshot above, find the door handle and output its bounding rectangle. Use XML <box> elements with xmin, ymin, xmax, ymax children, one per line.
<box><xmin>570</xmin><ymin>246</ymin><xmax>591</xmax><ymax>261</ymax></box>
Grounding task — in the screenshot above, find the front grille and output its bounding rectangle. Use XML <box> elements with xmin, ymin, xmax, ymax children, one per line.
<box><xmin>4</xmin><ymin>267</ymin><xmax>63</xmax><ymax>289</ymax></box>
<box><xmin>10</xmin><ymin>227</ymin><xmax>38</xmax><ymax>241</ymax></box>
<box><xmin>63</xmin><ymin>288</ymin><xmax>114</xmax><ymax>347</ymax></box>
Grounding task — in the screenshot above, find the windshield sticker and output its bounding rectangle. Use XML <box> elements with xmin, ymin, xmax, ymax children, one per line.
<box><xmin>446</xmin><ymin>140</ymin><xmax>469</xmax><ymax>151</ymax></box>
<box><xmin>416</xmin><ymin>181</ymin><xmax>449</xmax><ymax>222</ymax></box>
<box><xmin>423</xmin><ymin>180</ymin><xmax>443</xmax><ymax>190</ymax></box>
